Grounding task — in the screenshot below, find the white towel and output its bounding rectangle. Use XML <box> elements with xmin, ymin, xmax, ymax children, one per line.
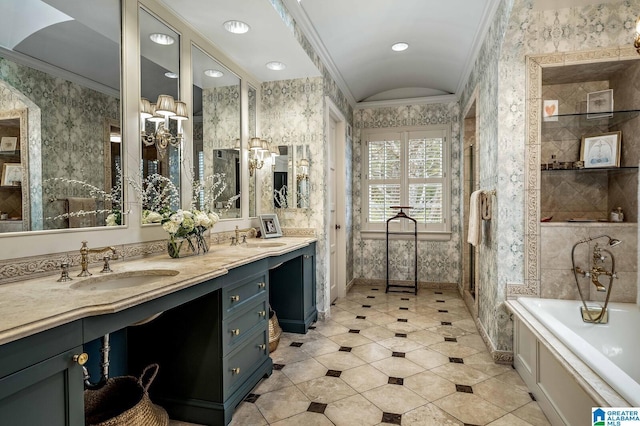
<box><xmin>468</xmin><ymin>190</ymin><xmax>482</xmax><ymax>246</ymax></box>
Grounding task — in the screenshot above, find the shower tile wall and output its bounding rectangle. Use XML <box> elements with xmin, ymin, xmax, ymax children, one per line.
<box><xmin>540</xmin><ymin>223</ymin><xmax>637</xmax><ymax>302</ymax></box>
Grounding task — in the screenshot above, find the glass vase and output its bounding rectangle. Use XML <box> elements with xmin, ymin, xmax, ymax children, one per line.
<box><xmin>167</xmin><ymin>237</ymin><xmax>184</xmax><ymax>259</ymax></box>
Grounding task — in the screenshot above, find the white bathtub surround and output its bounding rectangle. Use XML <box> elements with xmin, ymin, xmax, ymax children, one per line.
<box><xmin>507</xmin><ymin>297</ymin><xmax>637</xmax><ymax>425</ymax></box>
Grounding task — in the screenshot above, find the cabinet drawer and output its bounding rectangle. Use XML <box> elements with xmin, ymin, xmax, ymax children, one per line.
<box><xmin>222</xmin><ymin>299</ymin><xmax>268</xmax><ymax>355</ymax></box>
<box><xmin>222</xmin><ymin>329</ymin><xmax>268</xmax><ymax>400</ymax></box>
<box><xmin>222</xmin><ymin>273</ymin><xmax>267</xmax><ymax>315</ymax></box>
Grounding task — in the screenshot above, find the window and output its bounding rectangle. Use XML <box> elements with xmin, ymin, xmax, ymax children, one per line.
<box><xmin>362</xmin><ymin>125</ymin><xmax>450</xmax><ymax>238</ymax></box>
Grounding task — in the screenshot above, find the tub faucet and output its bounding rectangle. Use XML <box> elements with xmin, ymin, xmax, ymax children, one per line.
<box><xmin>78</xmin><ymin>241</ymin><xmax>118</xmax><ymax>277</ymax></box>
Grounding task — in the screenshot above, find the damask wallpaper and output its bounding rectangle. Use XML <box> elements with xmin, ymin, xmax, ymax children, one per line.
<box><xmin>260</xmin><ymin>76</ymin><xmax>332</xmax><ymax>312</ymax></box>
<box><xmin>459</xmin><ymin>0</ymin><xmax>640</xmax><ymax>356</ymax></box>
<box><xmin>352</xmin><ymin>103</ymin><xmax>461</xmax><ymax>286</ymax></box>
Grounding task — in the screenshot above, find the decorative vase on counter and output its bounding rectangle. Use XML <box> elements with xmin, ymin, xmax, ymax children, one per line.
<box><xmin>167</xmin><ymin>237</ymin><xmax>186</xmax><ymax>259</ymax></box>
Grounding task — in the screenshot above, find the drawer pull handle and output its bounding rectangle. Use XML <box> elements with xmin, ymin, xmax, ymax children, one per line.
<box><xmin>259</xmin><ymin>344</ymin><xmax>266</xmax><ymax>350</ymax></box>
<box><xmin>259</xmin><ymin>310</ymin><xmax>266</xmax><ymax>317</ymax></box>
<box><xmin>257</xmin><ymin>282</ymin><xmax>266</xmax><ymax>289</ymax></box>
<box><xmin>231</xmin><ymin>367</ymin><xmax>241</xmax><ymax>375</ymax></box>
<box><xmin>231</xmin><ymin>328</ymin><xmax>241</xmax><ymax>336</ymax></box>
<box><xmin>230</xmin><ymin>295</ymin><xmax>240</xmax><ymax>302</ymax></box>
<box><xmin>73</xmin><ymin>353</ymin><xmax>89</xmax><ymax>365</ymax></box>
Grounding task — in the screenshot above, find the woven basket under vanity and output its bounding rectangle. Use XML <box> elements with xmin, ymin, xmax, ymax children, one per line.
<box><xmin>268</xmin><ymin>310</ymin><xmax>282</xmax><ymax>352</ymax></box>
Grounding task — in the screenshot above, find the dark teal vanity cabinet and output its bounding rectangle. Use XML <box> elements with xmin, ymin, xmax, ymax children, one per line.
<box><xmin>0</xmin><ymin>240</ymin><xmax>316</xmax><ymax>426</ymax></box>
<box><xmin>0</xmin><ymin>321</ymin><xmax>85</xmax><ymax>425</ymax></box>
<box><xmin>269</xmin><ymin>243</ymin><xmax>317</xmax><ymax>333</ymax></box>
<box><xmin>128</xmin><ymin>259</ymin><xmax>273</xmax><ymax>426</ymax></box>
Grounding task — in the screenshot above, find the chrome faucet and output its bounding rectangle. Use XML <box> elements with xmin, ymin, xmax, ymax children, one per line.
<box><xmin>78</xmin><ymin>241</ymin><xmax>118</xmax><ymax>277</ymax></box>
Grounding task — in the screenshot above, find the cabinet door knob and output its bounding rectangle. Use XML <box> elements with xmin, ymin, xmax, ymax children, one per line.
<box><xmin>257</xmin><ymin>282</ymin><xmax>266</xmax><ymax>289</ymax></box>
<box><xmin>73</xmin><ymin>353</ymin><xmax>89</xmax><ymax>365</ymax></box>
<box><xmin>231</xmin><ymin>328</ymin><xmax>241</xmax><ymax>336</ymax></box>
<box><xmin>258</xmin><ymin>344</ymin><xmax>266</xmax><ymax>350</ymax></box>
<box><xmin>259</xmin><ymin>310</ymin><xmax>266</xmax><ymax>317</ymax></box>
<box><xmin>230</xmin><ymin>295</ymin><xmax>240</xmax><ymax>302</ymax></box>
<box><xmin>231</xmin><ymin>367</ymin><xmax>241</xmax><ymax>375</ymax></box>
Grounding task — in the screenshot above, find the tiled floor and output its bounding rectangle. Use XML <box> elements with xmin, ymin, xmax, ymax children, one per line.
<box><xmin>173</xmin><ymin>284</ymin><xmax>551</xmax><ymax>425</ymax></box>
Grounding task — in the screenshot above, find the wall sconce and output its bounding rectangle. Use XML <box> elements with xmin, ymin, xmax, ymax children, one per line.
<box><xmin>634</xmin><ymin>16</ymin><xmax>640</xmax><ymax>54</ymax></box>
<box><xmin>296</xmin><ymin>158</ymin><xmax>310</xmax><ymax>182</ymax></box>
<box><xmin>141</xmin><ymin>94</ymin><xmax>188</xmax><ymax>158</ymax></box>
<box><xmin>270</xmin><ymin>144</ymin><xmax>279</xmax><ymax>171</ymax></box>
<box><xmin>248</xmin><ymin>137</ymin><xmax>269</xmax><ymax>176</ymax></box>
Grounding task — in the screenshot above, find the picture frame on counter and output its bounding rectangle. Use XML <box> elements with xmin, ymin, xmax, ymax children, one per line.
<box><xmin>259</xmin><ymin>214</ymin><xmax>282</xmax><ymax>238</ymax></box>
<box><xmin>580</xmin><ymin>131</ymin><xmax>621</xmax><ymax>169</ymax></box>
<box><xmin>0</xmin><ymin>136</ymin><xmax>17</xmax><ymax>152</ymax></box>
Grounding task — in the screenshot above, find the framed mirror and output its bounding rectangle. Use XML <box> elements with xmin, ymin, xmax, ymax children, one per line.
<box><xmin>139</xmin><ymin>8</ymin><xmax>182</xmax><ymax>217</ymax></box>
<box><xmin>0</xmin><ymin>0</ymin><xmax>123</xmax><ymax>233</ymax></box>
<box><xmin>191</xmin><ymin>45</ymin><xmax>241</xmax><ymax>219</ymax></box>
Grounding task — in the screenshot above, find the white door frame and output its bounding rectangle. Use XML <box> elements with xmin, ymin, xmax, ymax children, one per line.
<box><xmin>325</xmin><ymin>96</ymin><xmax>347</xmax><ymax>300</ymax></box>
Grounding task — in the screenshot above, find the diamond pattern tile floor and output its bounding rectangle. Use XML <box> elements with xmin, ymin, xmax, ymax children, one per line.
<box><xmin>176</xmin><ymin>284</ymin><xmax>551</xmax><ymax>426</ymax></box>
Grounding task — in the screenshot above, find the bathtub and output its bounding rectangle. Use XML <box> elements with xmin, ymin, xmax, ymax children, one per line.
<box><xmin>506</xmin><ymin>298</ymin><xmax>640</xmax><ymax>425</ymax></box>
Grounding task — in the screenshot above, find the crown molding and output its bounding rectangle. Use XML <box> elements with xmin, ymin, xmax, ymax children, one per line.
<box><xmin>455</xmin><ymin>0</ymin><xmax>502</xmax><ymax>97</ymax></box>
<box><xmin>281</xmin><ymin>0</ymin><xmax>357</xmax><ymax>107</ymax></box>
<box><xmin>355</xmin><ymin>94</ymin><xmax>458</xmax><ymax>110</ymax></box>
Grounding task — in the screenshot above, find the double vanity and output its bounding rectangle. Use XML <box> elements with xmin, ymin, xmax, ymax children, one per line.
<box><xmin>0</xmin><ymin>237</ymin><xmax>317</xmax><ymax>425</ymax></box>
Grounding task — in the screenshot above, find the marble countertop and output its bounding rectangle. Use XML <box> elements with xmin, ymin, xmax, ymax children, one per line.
<box><xmin>0</xmin><ymin>237</ymin><xmax>315</xmax><ymax>346</ymax></box>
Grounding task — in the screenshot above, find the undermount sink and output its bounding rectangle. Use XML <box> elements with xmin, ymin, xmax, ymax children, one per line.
<box><xmin>69</xmin><ymin>269</ymin><xmax>180</xmax><ymax>291</ymax></box>
<box><xmin>244</xmin><ymin>242</ymin><xmax>287</xmax><ymax>249</ymax></box>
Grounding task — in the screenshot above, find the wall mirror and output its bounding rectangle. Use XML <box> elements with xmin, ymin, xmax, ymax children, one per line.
<box><xmin>191</xmin><ymin>45</ymin><xmax>241</xmax><ymax>219</ymax></box>
<box><xmin>271</xmin><ymin>143</ymin><xmax>310</xmax><ymax>209</ymax></box>
<box><xmin>139</xmin><ymin>7</ymin><xmax>181</xmax><ymax>217</ymax></box>
<box><xmin>0</xmin><ymin>0</ymin><xmax>122</xmax><ymax>233</ymax></box>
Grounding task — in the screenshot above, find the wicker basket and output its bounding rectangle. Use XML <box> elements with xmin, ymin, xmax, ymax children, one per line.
<box><xmin>84</xmin><ymin>364</ymin><xmax>169</xmax><ymax>426</ymax></box>
<box><xmin>269</xmin><ymin>310</ymin><xmax>282</xmax><ymax>352</ymax></box>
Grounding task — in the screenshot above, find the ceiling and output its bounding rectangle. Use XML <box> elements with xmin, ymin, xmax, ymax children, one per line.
<box><xmin>2</xmin><ymin>0</ymin><xmax>617</xmax><ymax>109</ymax></box>
<box><xmin>162</xmin><ymin>0</ymin><xmax>501</xmax><ymax>105</ymax></box>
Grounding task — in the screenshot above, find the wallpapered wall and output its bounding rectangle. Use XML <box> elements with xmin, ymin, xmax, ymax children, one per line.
<box><xmin>0</xmin><ymin>56</ymin><xmax>119</xmax><ymax>230</ymax></box>
<box><xmin>352</xmin><ymin>103</ymin><xmax>461</xmax><ymax>285</ymax></box>
<box><xmin>259</xmin><ymin>76</ymin><xmax>333</xmax><ymax>312</ymax></box>
<box><xmin>459</xmin><ymin>0</ymin><xmax>640</xmax><ymax>354</ymax></box>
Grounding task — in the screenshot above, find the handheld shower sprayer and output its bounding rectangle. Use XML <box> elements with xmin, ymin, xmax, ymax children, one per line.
<box><xmin>571</xmin><ymin>235</ymin><xmax>621</xmax><ymax>323</ymax></box>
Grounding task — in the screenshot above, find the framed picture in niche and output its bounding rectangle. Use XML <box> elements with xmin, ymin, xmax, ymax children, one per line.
<box><xmin>586</xmin><ymin>89</ymin><xmax>613</xmax><ymax>119</ymax></box>
<box><xmin>1</xmin><ymin>163</ymin><xmax>22</xmax><ymax>186</ymax></box>
<box><xmin>259</xmin><ymin>214</ymin><xmax>282</xmax><ymax>238</ymax></box>
<box><xmin>580</xmin><ymin>131</ymin><xmax>621</xmax><ymax>168</ymax></box>
<box><xmin>0</xmin><ymin>136</ymin><xmax>17</xmax><ymax>152</ymax></box>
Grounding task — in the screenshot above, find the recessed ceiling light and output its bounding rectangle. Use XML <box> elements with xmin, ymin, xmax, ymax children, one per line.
<box><xmin>164</xmin><ymin>72</ymin><xmax>178</xmax><ymax>79</ymax></box>
<box><xmin>149</xmin><ymin>33</ymin><xmax>175</xmax><ymax>45</ymax></box>
<box><xmin>204</xmin><ymin>69</ymin><xmax>224</xmax><ymax>78</ymax></box>
<box><xmin>391</xmin><ymin>42</ymin><xmax>409</xmax><ymax>52</ymax></box>
<box><xmin>223</xmin><ymin>20</ymin><xmax>250</xmax><ymax>34</ymax></box>
<box><xmin>266</xmin><ymin>61</ymin><xmax>286</xmax><ymax>71</ymax></box>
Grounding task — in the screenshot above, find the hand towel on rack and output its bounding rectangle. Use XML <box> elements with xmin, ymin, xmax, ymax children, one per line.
<box><xmin>467</xmin><ymin>190</ymin><xmax>482</xmax><ymax>246</ymax></box>
<box><xmin>67</xmin><ymin>197</ymin><xmax>97</xmax><ymax>228</ymax></box>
